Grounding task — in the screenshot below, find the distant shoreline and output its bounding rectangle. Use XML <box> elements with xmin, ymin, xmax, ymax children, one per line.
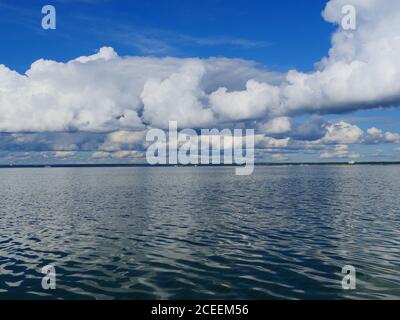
<box><xmin>1</xmin><ymin>162</ymin><xmax>400</xmax><ymax>169</ymax></box>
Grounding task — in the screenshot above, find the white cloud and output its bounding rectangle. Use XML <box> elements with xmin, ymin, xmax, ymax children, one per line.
<box><xmin>100</xmin><ymin>130</ymin><xmax>147</xmax><ymax>151</ymax></box>
<box><xmin>92</xmin><ymin>151</ymin><xmax>111</xmax><ymax>158</ymax></box>
<box><xmin>255</xmin><ymin>136</ymin><xmax>290</xmax><ymax>148</ymax></box>
<box><xmin>92</xmin><ymin>150</ymin><xmax>143</xmax><ymax>159</ymax></box>
<box><xmin>366</xmin><ymin>127</ymin><xmax>400</xmax><ymax>143</ymax></box>
<box><xmin>141</xmin><ymin>62</ymin><xmax>214</xmax><ymax>128</ymax></box>
<box><xmin>259</xmin><ymin>117</ymin><xmax>292</xmax><ymax>135</ymax></box>
<box><xmin>209</xmin><ymin>80</ymin><xmax>280</xmax><ymax>121</ymax></box>
<box><xmin>216</xmin><ymin>0</ymin><xmax>400</xmax><ymax>119</ymax></box>
<box><xmin>111</xmin><ymin>151</ymin><xmax>143</xmax><ymax>159</ymax></box>
<box><xmin>53</xmin><ymin>151</ymin><xmax>75</xmax><ymax>158</ymax></box>
<box><xmin>320</xmin><ymin>145</ymin><xmax>360</xmax><ymax>159</ymax></box>
<box><xmin>74</xmin><ymin>47</ymin><xmax>118</xmax><ymax>63</ymax></box>
<box><xmin>0</xmin><ymin>49</ymin><xmax>282</xmax><ymax>132</ymax></box>
<box><xmin>271</xmin><ymin>154</ymin><xmax>289</xmax><ymax>161</ymax></box>
<box><xmin>321</xmin><ymin>121</ymin><xmax>364</xmax><ymax>144</ymax></box>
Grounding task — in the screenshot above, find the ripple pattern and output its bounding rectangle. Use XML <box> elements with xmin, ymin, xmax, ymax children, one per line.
<box><xmin>0</xmin><ymin>166</ymin><xmax>400</xmax><ymax>299</ymax></box>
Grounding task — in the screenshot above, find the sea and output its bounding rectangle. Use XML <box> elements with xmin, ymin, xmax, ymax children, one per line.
<box><xmin>0</xmin><ymin>165</ymin><xmax>399</xmax><ymax>299</ymax></box>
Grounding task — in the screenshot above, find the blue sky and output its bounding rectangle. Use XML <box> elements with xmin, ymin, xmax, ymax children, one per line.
<box><xmin>0</xmin><ymin>0</ymin><xmax>333</xmax><ymax>72</ymax></box>
<box><xmin>0</xmin><ymin>0</ymin><xmax>399</xmax><ymax>164</ymax></box>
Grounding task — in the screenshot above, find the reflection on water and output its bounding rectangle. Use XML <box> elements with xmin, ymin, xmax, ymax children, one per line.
<box><xmin>0</xmin><ymin>166</ymin><xmax>400</xmax><ymax>299</ymax></box>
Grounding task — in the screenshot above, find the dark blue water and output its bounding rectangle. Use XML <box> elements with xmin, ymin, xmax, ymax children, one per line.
<box><xmin>0</xmin><ymin>166</ymin><xmax>399</xmax><ymax>299</ymax></box>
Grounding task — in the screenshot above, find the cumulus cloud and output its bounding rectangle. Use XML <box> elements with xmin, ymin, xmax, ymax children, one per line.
<box><xmin>0</xmin><ymin>49</ymin><xmax>280</xmax><ymax>132</ymax></box>
<box><xmin>320</xmin><ymin>121</ymin><xmax>364</xmax><ymax>144</ymax></box>
<box><xmin>1</xmin><ymin>0</ymin><xmax>400</xmax><ymax>134</ymax></box>
<box><xmin>141</xmin><ymin>62</ymin><xmax>214</xmax><ymax>128</ymax></box>
<box><xmin>255</xmin><ymin>136</ymin><xmax>290</xmax><ymax>148</ymax></box>
<box><xmin>365</xmin><ymin>127</ymin><xmax>400</xmax><ymax>144</ymax></box>
<box><xmin>258</xmin><ymin>117</ymin><xmax>292</xmax><ymax>135</ymax></box>
<box><xmin>209</xmin><ymin>0</ymin><xmax>400</xmax><ymax>120</ymax></box>
<box><xmin>100</xmin><ymin>130</ymin><xmax>147</xmax><ymax>151</ymax></box>
<box><xmin>284</xmin><ymin>0</ymin><xmax>400</xmax><ymax>114</ymax></box>
<box><xmin>209</xmin><ymin>80</ymin><xmax>280</xmax><ymax>122</ymax></box>
<box><xmin>250</xmin><ymin>119</ymin><xmax>399</xmax><ymax>161</ymax></box>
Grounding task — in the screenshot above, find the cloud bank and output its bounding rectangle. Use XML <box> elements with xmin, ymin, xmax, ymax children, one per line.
<box><xmin>0</xmin><ymin>0</ymin><xmax>399</xmax><ymax>133</ymax></box>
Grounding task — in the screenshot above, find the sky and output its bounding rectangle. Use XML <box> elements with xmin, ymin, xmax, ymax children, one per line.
<box><xmin>0</xmin><ymin>0</ymin><xmax>399</xmax><ymax>164</ymax></box>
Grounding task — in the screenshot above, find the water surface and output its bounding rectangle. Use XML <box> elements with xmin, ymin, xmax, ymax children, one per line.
<box><xmin>0</xmin><ymin>166</ymin><xmax>399</xmax><ymax>299</ymax></box>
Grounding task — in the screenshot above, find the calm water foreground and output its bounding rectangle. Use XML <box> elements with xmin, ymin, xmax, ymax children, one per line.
<box><xmin>0</xmin><ymin>166</ymin><xmax>399</xmax><ymax>300</ymax></box>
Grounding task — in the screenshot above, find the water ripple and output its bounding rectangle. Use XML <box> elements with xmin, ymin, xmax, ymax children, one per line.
<box><xmin>1</xmin><ymin>166</ymin><xmax>400</xmax><ymax>299</ymax></box>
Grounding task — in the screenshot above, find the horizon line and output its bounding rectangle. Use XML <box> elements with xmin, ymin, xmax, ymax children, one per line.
<box><xmin>1</xmin><ymin>161</ymin><xmax>400</xmax><ymax>168</ymax></box>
